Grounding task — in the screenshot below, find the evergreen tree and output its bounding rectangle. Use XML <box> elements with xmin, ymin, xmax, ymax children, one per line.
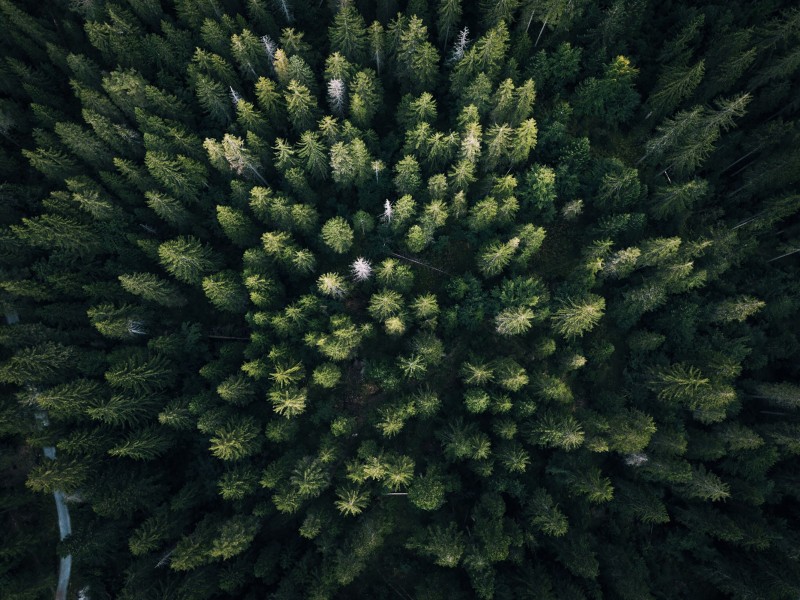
<box><xmin>119</xmin><ymin>273</ymin><xmax>186</xmax><ymax>307</ymax></box>
<box><xmin>158</xmin><ymin>236</ymin><xmax>219</xmax><ymax>285</ymax></box>
<box><xmin>644</xmin><ymin>94</ymin><xmax>751</xmax><ymax>174</ymax></box>
<box><xmin>203</xmin><ymin>271</ymin><xmax>248</xmax><ymax>313</ymax></box>
<box><xmin>320</xmin><ymin>216</ymin><xmax>354</xmax><ymax>254</ymax></box>
<box><xmin>648</xmin><ymin>60</ymin><xmax>706</xmax><ymax>116</ymax></box>
<box><xmin>574</xmin><ymin>55</ymin><xmax>640</xmax><ymax>126</ymax></box>
<box><xmin>284</xmin><ymin>80</ymin><xmax>319</xmax><ymax>132</ymax></box>
<box><xmin>329</xmin><ymin>4</ymin><xmax>368</xmax><ymax>63</ymax></box>
<box><xmin>551</xmin><ymin>295</ymin><xmax>606</xmax><ymax>339</ymax></box>
<box><xmin>437</xmin><ymin>0</ymin><xmax>462</xmax><ymax>48</ymax></box>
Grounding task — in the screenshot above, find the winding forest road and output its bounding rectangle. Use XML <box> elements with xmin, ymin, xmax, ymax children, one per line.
<box><xmin>4</xmin><ymin>310</ymin><xmax>72</xmax><ymax>600</ymax></box>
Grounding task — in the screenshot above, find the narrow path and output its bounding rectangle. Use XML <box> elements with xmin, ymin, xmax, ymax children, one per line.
<box><xmin>4</xmin><ymin>310</ymin><xmax>72</xmax><ymax>600</ymax></box>
<box><xmin>43</xmin><ymin>441</ymin><xmax>72</xmax><ymax>600</ymax></box>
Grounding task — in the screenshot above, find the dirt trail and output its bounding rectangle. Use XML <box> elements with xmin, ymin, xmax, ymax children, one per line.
<box><xmin>5</xmin><ymin>310</ymin><xmax>73</xmax><ymax>600</ymax></box>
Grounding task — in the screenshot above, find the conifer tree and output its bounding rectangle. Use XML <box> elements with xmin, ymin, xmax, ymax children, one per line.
<box><xmin>210</xmin><ymin>416</ymin><xmax>262</xmax><ymax>460</ymax></box>
<box><xmin>203</xmin><ymin>271</ymin><xmax>248</xmax><ymax>313</ymax></box>
<box><xmin>478</xmin><ymin>237</ymin><xmax>519</xmax><ymax>277</ymax></box>
<box><xmin>437</xmin><ymin>0</ymin><xmax>462</xmax><ymax>47</ymax></box>
<box><xmin>644</xmin><ymin>94</ymin><xmax>750</xmax><ymax>174</ymax></box>
<box><xmin>329</xmin><ymin>3</ymin><xmax>368</xmax><ymax>64</ymax></box>
<box><xmin>158</xmin><ymin>236</ymin><xmax>219</xmax><ymax>285</ymax></box>
<box><xmin>551</xmin><ymin>295</ymin><xmax>606</xmax><ymax>339</ymax></box>
<box><xmin>574</xmin><ymin>55</ymin><xmax>640</xmax><ymax>126</ymax></box>
<box><xmin>648</xmin><ymin>60</ymin><xmax>706</xmax><ymax>116</ymax></box>
<box><xmin>320</xmin><ymin>216</ymin><xmax>354</xmax><ymax>254</ymax></box>
<box><xmin>284</xmin><ymin>80</ymin><xmax>319</xmax><ymax>132</ymax></box>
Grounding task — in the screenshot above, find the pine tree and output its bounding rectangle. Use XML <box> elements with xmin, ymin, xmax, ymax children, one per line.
<box><xmin>574</xmin><ymin>55</ymin><xmax>640</xmax><ymax>126</ymax></box>
<box><xmin>408</xmin><ymin>523</ymin><xmax>466</xmax><ymax>567</ymax></box>
<box><xmin>644</xmin><ymin>93</ymin><xmax>750</xmax><ymax>174</ymax></box>
<box><xmin>284</xmin><ymin>80</ymin><xmax>319</xmax><ymax>132</ymax></box>
<box><xmin>209</xmin><ymin>416</ymin><xmax>261</xmax><ymax>460</ymax></box>
<box><xmin>231</xmin><ymin>29</ymin><xmax>269</xmax><ymax>79</ymax></box>
<box><xmin>104</xmin><ymin>351</ymin><xmax>172</xmax><ymax>394</ymax></box>
<box><xmin>349</xmin><ymin>70</ymin><xmax>381</xmax><ymax>128</ymax></box>
<box><xmin>108</xmin><ymin>426</ymin><xmax>173</xmax><ymax>460</ymax></box>
<box><xmin>317</xmin><ymin>273</ymin><xmax>349</xmax><ymax>299</ymax></box>
<box><xmin>33</xmin><ymin>379</ymin><xmax>99</xmax><ymax>417</ymax></box>
<box><xmin>119</xmin><ymin>273</ymin><xmax>186</xmax><ymax>307</ymax></box>
<box><xmin>87</xmin><ymin>393</ymin><xmax>160</xmax><ymax>427</ymax></box>
<box><xmin>87</xmin><ymin>303</ymin><xmax>146</xmax><ymax>338</ymax></box>
<box><xmin>145</xmin><ymin>190</ymin><xmax>191</xmax><ymax>227</ymax></box>
<box><xmin>12</xmin><ymin>213</ymin><xmax>101</xmax><ymax>257</ymax></box>
<box><xmin>329</xmin><ymin>4</ymin><xmax>368</xmax><ymax>63</ymax></box>
<box><xmin>203</xmin><ymin>271</ymin><xmax>248</xmax><ymax>312</ymax></box>
<box><xmin>396</xmin><ymin>16</ymin><xmax>440</xmax><ymax>93</ymax></box>
<box><xmin>393</xmin><ymin>155</ymin><xmax>422</xmax><ymax>195</ymax></box>
<box><xmin>269</xmin><ymin>386</ymin><xmax>308</xmax><ymax>418</ymax></box>
<box><xmin>709</xmin><ymin>296</ymin><xmax>765</xmax><ymax>323</ymax></box>
<box><xmin>216</xmin><ymin>205</ymin><xmax>258</xmax><ymax>247</ymax></box>
<box><xmin>0</xmin><ymin>342</ymin><xmax>75</xmax><ymax>386</ymax></box>
<box><xmin>551</xmin><ymin>295</ymin><xmax>606</xmax><ymax>339</ymax></box>
<box><xmin>217</xmin><ymin>374</ymin><xmax>256</xmax><ymax>405</ymax></box>
<box><xmin>437</xmin><ymin>0</ymin><xmax>462</xmax><ymax>48</ymax></box>
<box><xmin>204</xmin><ymin>133</ymin><xmax>267</xmax><ymax>183</ymax></box>
<box><xmin>320</xmin><ymin>216</ymin><xmax>354</xmax><ymax>254</ymax></box>
<box><xmin>335</xmin><ymin>486</ymin><xmax>370</xmax><ymax>516</ymax></box>
<box><xmin>158</xmin><ymin>236</ymin><xmax>219</xmax><ymax>285</ymax></box>
<box><xmin>368</xmin><ymin>20</ymin><xmax>385</xmax><ymax>74</ymax></box>
<box><xmin>451</xmin><ymin>22</ymin><xmax>509</xmax><ymax>93</ymax></box>
<box><xmin>194</xmin><ymin>73</ymin><xmax>233</xmax><ymax>124</ymax></box>
<box><xmin>649</xmin><ymin>363</ymin><xmax>712</xmax><ymax>405</ymax></box>
<box><xmin>145</xmin><ymin>150</ymin><xmax>207</xmax><ymax>200</ymax></box>
<box><xmin>650</xmin><ymin>179</ymin><xmax>708</xmax><ymax>219</ymax></box>
<box><xmin>494</xmin><ymin>306</ymin><xmax>536</xmax><ymax>336</ymax></box>
<box><xmin>648</xmin><ymin>60</ymin><xmax>706</xmax><ymax>116</ymax></box>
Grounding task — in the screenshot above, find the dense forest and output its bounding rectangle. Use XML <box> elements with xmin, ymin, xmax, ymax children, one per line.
<box><xmin>0</xmin><ymin>0</ymin><xmax>798</xmax><ymax>598</ymax></box>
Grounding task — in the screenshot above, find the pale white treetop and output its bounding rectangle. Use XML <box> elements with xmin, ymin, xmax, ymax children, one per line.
<box><xmin>450</xmin><ymin>27</ymin><xmax>470</xmax><ymax>63</ymax></box>
<box><xmin>328</xmin><ymin>78</ymin><xmax>346</xmax><ymax>115</ymax></box>
<box><xmin>381</xmin><ymin>199</ymin><xmax>393</xmax><ymax>223</ymax></box>
<box><xmin>351</xmin><ymin>257</ymin><xmax>373</xmax><ymax>281</ymax></box>
<box><xmin>229</xmin><ymin>86</ymin><xmax>241</xmax><ymax>107</ymax></box>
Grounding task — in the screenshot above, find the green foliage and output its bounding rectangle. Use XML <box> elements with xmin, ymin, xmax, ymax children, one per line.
<box><xmin>335</xmin><ymin>486</ymin><xmax>370</xmax><ymax>516</ymax></box>
<box><xmin>203</xmin><ymin>271</ymin><xmax>248</xmax><ymax>312</ymax></box>
<box><xmin>312</xmin><ymin>363</ymin><xmax>342</xmax><ymax>388</ymax></box>
<box><xmin>104</xmin><ymin>351</ymin><xmax>172</xmax><ymax>394</ymax></box>
<box><xmin>407</xmin><ymin>523</ymin><xmax>466</xmax><ymax>567</ymax></box>
<box><xmin>644</xmin><ymin>94</ymin><xmax>750</xmax><ymax>175</ymax></box>
<box><xmin>119</xmin><ymin>273</ymin><xmax>186</xmax><ymax>307</ymax></box>
<box><xmin>158</xmin><ymin>236</ymin><xmax>219</xmax><ymax>285</ymax></box>
<box><xmin>531</xmin><ymin>411</ymin><xmax>585</xmax><ymax>450</ymax></box>
<box><xmin>649</xmin><ymin>363</ymin><xmax>711</xmax><ymax>405</ymax></box>
<box><xmin>1</xmin><ymin>2</ymin><xmax>799</xmax><ymax>599</ymax></box>
<box><xmin>478</xmin><ymin>237</ymin><xmax>520</xmax><ymax>277</ymax></box>
<box><xmin>209</xmin><ymin>416</ymin><xmax>261</xmax><ymax>460</ymax></box>
<box><xmin>495</xmin><ymin>306</ymin><xmax>536</xmax><ymax>336</ymax></box>
<box><xmin>528</xmin><ymin>489</ymin><xmax>569</xmax><ymax>537</ymax></box>
<box><xmin>574</xmin><ymin>55</ymin><xmax>640</xmax><ymax>125</ymax></box>
<box><xmin>409</xmin><ymin>469</ymin><xmax>447</xmax><ymax>511</ymax></box>
<box><xmin>551</xmin><ymin>295</ymin><xmax>606</xmax><ymax>339</ymax></box>
<box><xmin>210</xmin><ymin>515</ymin><xmax>261</xmax><ymax>560</ymax></box>
<box><xmin>108</xmin><ymin>426</ymin><xmax>172</xmax><ymax>460</ymax></box>
<box><xmin>320</xmin><ymin>216</ymin><xmax>354</xmax><ymax>254</ymax></box>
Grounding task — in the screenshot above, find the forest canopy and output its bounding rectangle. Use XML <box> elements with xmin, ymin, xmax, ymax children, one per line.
<box><xmin>0</xmin><ymin>0</ymin><xmax>799</xmax><ymax>599</ymax></box>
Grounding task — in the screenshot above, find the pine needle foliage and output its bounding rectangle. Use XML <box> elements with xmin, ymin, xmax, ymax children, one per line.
<box><xmin>0</xmin><ymin>1</ymin><xmax>798</xmax><ymax>598</ymax></box>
